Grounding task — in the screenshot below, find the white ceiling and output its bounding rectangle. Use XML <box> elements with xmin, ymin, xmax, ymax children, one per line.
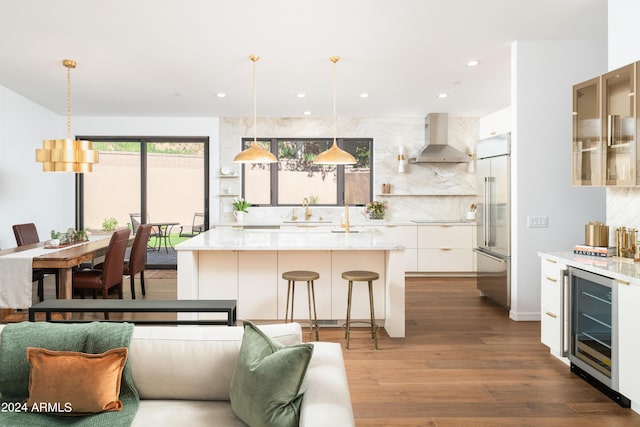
<box><xmin>0</xmin><ymin>0</ymin><xmax>607</xmax><ymax>119</ymax></box>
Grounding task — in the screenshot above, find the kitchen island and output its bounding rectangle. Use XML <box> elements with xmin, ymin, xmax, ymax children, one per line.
<box><xmin>175</xmin><ymin>227</ymin><xmax>405</xmax><ymax>337</ymax></box>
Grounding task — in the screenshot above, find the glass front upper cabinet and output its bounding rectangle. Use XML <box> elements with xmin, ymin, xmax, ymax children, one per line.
<box><xmin>573</xmin><ymin>77</ymin><xmax>603</xmax><ymax>186</ymax></box>
<box><xmin>602</xmin><ymin>63</ymin><xmax>636</xmax><ymax>186</ymax></box>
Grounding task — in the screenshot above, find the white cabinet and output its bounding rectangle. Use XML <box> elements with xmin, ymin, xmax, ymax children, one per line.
<box><xmin>417</xmin><ymin>225</ymin><xmax>475</xmax><ymax>273</ymax></box>
<box><xmin>618</xmin><ymin>279</ymin><xmax>640</xmax><ymax>405</ymax></box>
<box><xmin>479</xmin><ymin>107</ymin><xmax>511</xmax><ymax>139</ymax></box>
<box><xmin>238</xmin><ymin>251</ymin><xmax>278</xmax><ymax>319</ymax></box>
<box><xmin>365</xmin><ymin>224</ymin><xmax>417</xmax><ymax>272</ymax></box>
<box><xmin>539</xmin><ymin>256</ymin><xmax>568</xmax><ymax>360</ymax></box>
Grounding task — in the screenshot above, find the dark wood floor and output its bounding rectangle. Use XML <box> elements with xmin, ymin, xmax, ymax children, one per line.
<box><xmin>4</xmin><ymin>273</ymin><xmax>640</xmax><ymax>426</ymax></box>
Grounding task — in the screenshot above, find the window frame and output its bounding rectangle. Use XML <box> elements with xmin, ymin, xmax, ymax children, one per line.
<box><xmin>240</xmin><ymin>137</ymin><xmax>373</xmax><ymax>207</ymax></box>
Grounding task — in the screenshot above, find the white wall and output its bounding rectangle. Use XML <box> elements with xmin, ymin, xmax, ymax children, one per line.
<box><xmin>606</xmin><ymin>0</ymin><xmax>640</xmax><ymax>231</ymax></box>
<box><xmin>510</xmin><ymin>40</ymin><xmax>607</xmax><ymax>320</ymax></box>
<box><xmin>0</xmin><ymin>85</ymin><xmax>72</xmax><ymax>249</ymax></box>
<box><xmin>608</xmin><ymin>0</ymin><xmax>640</xmax><ymax>69</ymax></box>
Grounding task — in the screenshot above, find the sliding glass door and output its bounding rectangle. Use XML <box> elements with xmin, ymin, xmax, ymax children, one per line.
<box><xmin>77</xmin><ymin>137</ymin><xmax>209</xmax><ymax>268</ymax></box>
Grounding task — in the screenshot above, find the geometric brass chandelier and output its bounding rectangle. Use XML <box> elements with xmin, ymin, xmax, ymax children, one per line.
<box><xmin>35</xmin><ymin>59</ymin><xmax>99</xmax><ymax>172</ymax></box>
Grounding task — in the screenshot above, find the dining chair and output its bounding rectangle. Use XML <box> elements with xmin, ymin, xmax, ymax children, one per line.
<box><xmin>12</xmin><ymin>223</ymin><xmax>59</xmax><ymax>300</ymax></box>
<box><xmin>73</xmin><ymin>229</ymin><xmax>131</xmax><ymax>307</ymax></box>
<box><xmin>130</xmin><ymin>212</ymin><xmax>161</xmax><ymax>250</ymax></box>
<box><xmin>94</xmin><ymin>224</ymin><xmax>152</xmax><ymax>299</ymax></box>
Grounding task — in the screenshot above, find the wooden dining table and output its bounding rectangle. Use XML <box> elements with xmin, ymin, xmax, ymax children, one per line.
<box><xmin>0</xmin><ymin>234</ymin><xmax>131</xmax><ymax>302</ymax></box>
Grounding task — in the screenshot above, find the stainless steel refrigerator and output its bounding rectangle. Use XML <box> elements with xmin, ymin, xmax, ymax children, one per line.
<box><xmin>473</xmin><ymin>133</ymin><xmax>511</xmax><ymax>310</ymax></box>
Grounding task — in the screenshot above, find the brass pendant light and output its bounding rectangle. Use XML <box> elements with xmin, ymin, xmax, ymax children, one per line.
<box><xmin>233</xmin><ymin>55</ymin><xmax>278</xmax><ymax>163</ymax></box>
<box><xmin>313</xmin><ymin>56</ymin><xmax>356</xmax><ymax>165</ymax></box>
<box><xmin>35</xmin><ymin>59</ymin><xmax>98</xmax><ymax>172</ymax></box>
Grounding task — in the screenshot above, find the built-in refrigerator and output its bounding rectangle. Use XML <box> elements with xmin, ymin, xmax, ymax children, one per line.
<box><xmin>473</xmin><ymin>133</ymin><xmax>511</xmax><ymax>310</ymax></box>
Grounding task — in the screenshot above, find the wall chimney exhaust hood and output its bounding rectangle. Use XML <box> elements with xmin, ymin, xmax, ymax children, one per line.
<box><xmin>409</xmin><ymin>113</ymin><xmax>470</xmax><ymax>163</ymax></box>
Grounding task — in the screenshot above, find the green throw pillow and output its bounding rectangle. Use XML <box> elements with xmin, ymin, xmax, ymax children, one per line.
<box><xmin>230</xmin><ymin>321</ymin><xmax>314</xmax><ymax>427</ymax></box>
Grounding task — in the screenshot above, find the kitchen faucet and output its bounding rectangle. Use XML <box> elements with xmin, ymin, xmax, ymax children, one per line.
<box><xmin>302</xmin><ymin>198</ymin><xmax>312</xmax><ymax>221</ymax></box>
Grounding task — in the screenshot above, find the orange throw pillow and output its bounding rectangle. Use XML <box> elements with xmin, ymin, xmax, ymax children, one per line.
<box><xmin>26</xmin><ymin>347</ymin><xmax>128</xmax><ymax>415</ymax></box>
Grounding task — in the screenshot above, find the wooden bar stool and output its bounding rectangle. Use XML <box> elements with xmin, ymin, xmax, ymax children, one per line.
<box><xmin>342</xmin><ymin>270</ymin><xmax>379</xmax><ymax>350</ymax></box>
<box><xmin>283</xmin><ymin>270</ymin><xmax>320</xmax><ymax>340</ymax></box>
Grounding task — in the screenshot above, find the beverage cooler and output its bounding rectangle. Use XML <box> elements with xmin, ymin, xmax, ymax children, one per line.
<box><xmin>569</xmin><ymin>267</ymin><xmax>630</xmax><ymax>407</ymax></box>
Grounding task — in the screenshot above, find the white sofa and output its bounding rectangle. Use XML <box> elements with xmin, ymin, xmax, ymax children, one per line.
<box><xmin>0</xmin><ymin>323</ymin><xmax>355</xmax><ymax>426</ymax></box>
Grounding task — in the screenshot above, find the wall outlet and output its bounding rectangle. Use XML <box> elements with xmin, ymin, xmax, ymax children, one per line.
<box><xmin>527</xmin><ymin>216</ymin><xmax>548</xmax><ymax>228</ymax></box>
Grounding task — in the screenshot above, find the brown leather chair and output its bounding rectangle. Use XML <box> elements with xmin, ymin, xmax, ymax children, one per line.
<box><xmin>95</xmin><ymin>224</ymin><xmax>152</xmax><ymax>299</ymax></box>
<box><xmin>12</xmin><ymin>223</ymin><xmax>58</xmax><ymax>300</ymax></box>
<box><xmin>73</xmin><ymin>229</ymin><xmax>131</xmax><ymax>302</ymax></box>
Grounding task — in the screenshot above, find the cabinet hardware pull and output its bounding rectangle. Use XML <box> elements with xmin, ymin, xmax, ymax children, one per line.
<box><xmin>546</xmin><ymin>277</ymin><xmax>557</xmax><ymax>283</ymax></box>
<box><xmin>546</xmin><ymin>311</ymin><xmax>557</xmax><ymax>319</ymax></box>
<box><xmin>546</xmin><ymin>258</ymin><xmax>557</xmax><ymax>264</ymax></box>
<box><xmin>616</xmin><ymin>279</ymin><xmax>631</xmax><ymax>286</ymax></box>
<box><xmin>440</xmin><ymin>247</ymin><xmax>452</xmax><ymax>251</ymax></box>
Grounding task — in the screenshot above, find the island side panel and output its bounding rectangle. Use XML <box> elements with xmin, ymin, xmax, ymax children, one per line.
<box><xmin>385</xmin><ymin>248</ymin><xmax>406</xmax><ymax>338</ymax></box>
<box><xmin>238</xmin><ymin>251</ymin><xmax>278</xmax><ymax>319</ymax></box>
<box><xmin>197</xmin><ymin>251</ymin><xmax>239</xmax><ymax>321</ymax></box>
<box><xmin>177</xmin><ymin>249</ymin><xmax>199</xmax><ymax>322</ymax></box>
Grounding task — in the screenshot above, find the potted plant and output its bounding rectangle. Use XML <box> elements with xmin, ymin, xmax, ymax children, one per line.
<box><xmin>232</xmin><ymin>198</ymin><xmax>251</xmax><ymax>222</ymax></box>
<box><xmin>365</xmin><ymin>200</ymin><xmax>388</xmax><ymax>220</ymax></box>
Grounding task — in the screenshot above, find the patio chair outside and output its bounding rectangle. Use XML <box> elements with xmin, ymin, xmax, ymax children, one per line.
<box><xmin>179</xmin><ymin>212</ymin><xmax>205</xmax><ymax>238</ymax></box>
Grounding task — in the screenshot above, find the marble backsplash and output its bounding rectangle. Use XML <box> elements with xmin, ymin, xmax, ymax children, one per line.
<box><xmin>607</xmin><ymin>187</ymin><xmax>640</xmax><ymax>246</ymax></box>
<box><xmin>218</xmin><ymin>116</ymin><xmax>479</xmax><ymax>222</ymax></box>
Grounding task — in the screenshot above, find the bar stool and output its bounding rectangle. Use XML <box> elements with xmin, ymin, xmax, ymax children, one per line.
<box><xmin>283</xmin><ymin>270</ymin><xmax>320</xmax><ymax>340</ymax></box>
<box><xmin>342</xmin><ymin>270</ymin><xmax>379</xmax><ymax>350</ymax></box>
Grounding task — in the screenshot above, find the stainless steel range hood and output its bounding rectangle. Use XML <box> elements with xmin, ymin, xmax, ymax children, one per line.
<box><xmin>409</xmin><ymin>113</ymin><xmax>470</xmax><ymax>163</ymax></box>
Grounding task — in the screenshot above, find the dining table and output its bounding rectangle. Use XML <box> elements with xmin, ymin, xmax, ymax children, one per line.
<box><xmin>0</xmin><ymin>234</ymin><xmax>132</xmax><ymax>311</ymax></box>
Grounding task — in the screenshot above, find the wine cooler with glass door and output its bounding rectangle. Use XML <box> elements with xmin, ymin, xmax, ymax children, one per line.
<box><xmin>569</xmin><ymin>267</ymin><xmax>630</xmax><ymax>407</ymax></box>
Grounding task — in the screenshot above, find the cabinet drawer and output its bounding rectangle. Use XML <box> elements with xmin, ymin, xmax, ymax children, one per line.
<box><xmin>418</xmin><ymin>225</ymin><xmax>472</xmax><ymax>248</ymax></box>
<box><xmin>417</xmin><ymin>248</ymin><xmax>473</xmax><ymax>272</ymax></box>
<box><xmin>541</xmin><ymin>274</ymin><xmax>562</xmax><ymax>314</ymax></box>
<box><xmin>541</xmin><ymin>309</ymin><xmax>562</xmax><ymax>356</ymax></box>
<box><xmin>371</xmin><ymin>225</ymin><xmax>417</xmax><ymax>248</ymax></box>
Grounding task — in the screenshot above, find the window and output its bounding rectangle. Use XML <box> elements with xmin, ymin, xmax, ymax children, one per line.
<box><xmin>242</xmin><ymin>138</ymin><xmax>372</xmax><ymax>206</ymax></box>
<box><xmin>76</xmin><ymin>136</ymin><xmax>209</xmax><ymax>268</ymax></box>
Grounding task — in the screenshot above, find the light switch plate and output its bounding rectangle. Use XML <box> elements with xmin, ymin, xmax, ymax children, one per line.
<box><xmin>527</xmin><ymin>216</ymin><xmax>548</xmax><ymax>228</ymax></box>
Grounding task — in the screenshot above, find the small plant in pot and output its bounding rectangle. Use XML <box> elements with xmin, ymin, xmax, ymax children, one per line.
<box><xmin>232</xmin><ymin>198</ymin><xmax>251</xmax><ymax>222</ymax></box>
<box><xmin>365</xmin><ymin>200</ymin><xmax>388</xmax><ymax>220</ymax></box>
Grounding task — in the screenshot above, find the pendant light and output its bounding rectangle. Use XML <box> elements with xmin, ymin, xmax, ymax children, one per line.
<box><xmin>313</xmin><ymin>56</ymin><xmax>356</xmax><ymax>165</ymax></box>
<box><xmin>233</xmin><ymin>55</ymin><xmax>277</xmax><ymax>163</ymax></box>
<box><xmin>35</xmin><ymin>59</ymin><xmax>98</xmax><ymax>172</ymax></box>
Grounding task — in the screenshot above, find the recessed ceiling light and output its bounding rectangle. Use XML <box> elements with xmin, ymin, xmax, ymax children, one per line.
<box><xmin>216</xmin><ymin>92</ymin><xmax>226</xmax><ymax>98</ymax></box>
<box><xmin>303</xmin><ymin>111</ymin><xmax>311</xmax><ymax>115</ymax></box>
<box><xmin>466</xmin><ymin>60</ymin><xmax>479</xmax><ymax>67</ymax></box>
<box><xmin>360</xmin><ymin>93</ymin><xmax>369</xmax><ymax>98</ymax></box>
<box><xmin>438</xmin><ymin>93</ymin><xmax>448</xmax><ymax>99</ymax></box>
<box><xmin>297</xmin><ymin>93</ymin><xmax>306</xmax><ymax>98</ymax></box>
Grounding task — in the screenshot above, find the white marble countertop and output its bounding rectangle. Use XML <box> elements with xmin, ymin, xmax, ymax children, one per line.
<box><xmin>539</xmin><ymin>251</ymin><xmax>640</xmax><ymax>286</ymax></box>
<box><xmin>176</xmin><ymin>227</ymin><xmax>405</xmax><ymax>251</ymax></box>
<box><xmin>213</xmin><ymin>218</ymin><xmax>475</xmax><ymax>227</ymax></box>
